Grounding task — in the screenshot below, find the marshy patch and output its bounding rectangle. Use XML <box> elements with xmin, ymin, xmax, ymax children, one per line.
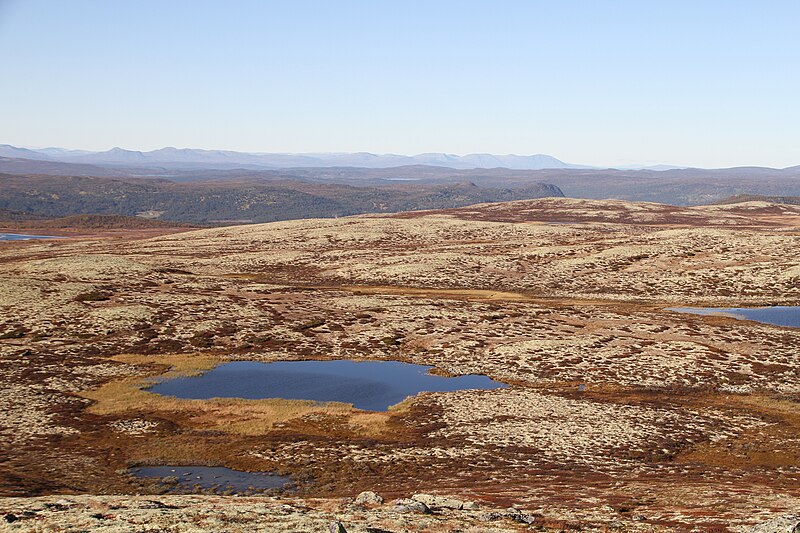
<box><xmin>79</xmin><ymin>354</ymin><xmax>457</xmax><ymax>443</ymax></box>
<box><xmin>130</xmin><ymin>465</ymin><xmax>291</xmax><ymax>494</ymax></box>
<box><xmin>80</xmin><ymin>354</ymin><xmax>361</xmax><ymax>437</ymax></box>
<box><xmin>147</xmin><ymin>359</ymin><xmax>507</xmax><ymax>411</ymax></box>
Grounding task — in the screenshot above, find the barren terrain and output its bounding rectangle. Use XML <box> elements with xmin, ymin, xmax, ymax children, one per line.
<box><xmin>1</xmin><ymin>197</ymin><xmax>799</xmax><ymax>531</ymax></box>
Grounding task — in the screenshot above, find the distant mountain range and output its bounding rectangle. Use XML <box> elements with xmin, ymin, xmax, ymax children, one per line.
<box><xmin>5</xmin><ymin>144</ymin><xmax>797</xmax><ymax>173</ymax></box>
<box><xmin>0</xmin><ymin>144</ymin><xmax>587</xmax><ymax>170</ymax></box>
<box><xmin>4</xmin><ymin>143</ymin><xmax>800</xmax><ymax>209</ymax></box>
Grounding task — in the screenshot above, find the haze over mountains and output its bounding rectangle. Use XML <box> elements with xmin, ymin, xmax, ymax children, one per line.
<box><xmin>0</xmin><ymin>144</ymin><xmax>584</xmax><ymax>170</ymax></box>
<box><xmin>6</xmin><ymin>143</ymin><xmax>800</xmax><ymax>174</ymax></box>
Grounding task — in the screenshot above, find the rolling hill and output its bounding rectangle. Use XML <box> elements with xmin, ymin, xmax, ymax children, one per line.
<box><xmin>0</xmin><ymin>173</ymin><xmax>564</xmax><ymax>225</ymax></box>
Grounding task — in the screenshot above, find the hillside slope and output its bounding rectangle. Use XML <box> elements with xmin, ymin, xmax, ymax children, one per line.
<box><xmin>714</xmin><ymin>193</ymin><xmax>800</xmax><ymax>205</ymax></box>
<box><xmin>0</xmin><ymin>174</ymin><xmax>563</xmax><ymax>224</ymax></box>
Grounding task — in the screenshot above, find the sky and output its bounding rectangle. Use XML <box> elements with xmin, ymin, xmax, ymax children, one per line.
<box><xmin>1</xmin><ymin>0</ymin><xmax>798</xmax><ymax>168</ymax></box>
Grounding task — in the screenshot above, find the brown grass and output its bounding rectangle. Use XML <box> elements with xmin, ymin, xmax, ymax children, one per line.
<box><xmin>337</xmin><ymin>284</ymin><xmax>659</xmax><ymax>309</ymax></box>
<box><xmin>106</xmin><ymin>353</ymin><xmax>223</xmax><ymax>378</ymax></box>
<box><xmin>675</xmin><ymin>393</ymin><xmax>800</xmax><ymax>469</ymax></box>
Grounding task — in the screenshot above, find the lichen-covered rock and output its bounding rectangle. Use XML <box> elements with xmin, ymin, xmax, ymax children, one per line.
<box><xmin>746</xmin><ymin>514</ymin><xmax>800</xmax><ymax>533</ymax></box>
<box><xmin>478</xmin><ymin>511</ymin><xmax>506</xmax><ymax>522</ymax></box>
<box><xmin>354</xmin><ymin>491</ymin><xmax>384</xmax><ymax>505</ymax></box>
<box><xmin>393</xmin><ymin>498</ymin><xmax>432</xmax><ymax>514</ymax></box>
<box><xmin>411</xmin><ymin>493</ymin><xmax>477</xmax><ymax>510</ymax></box>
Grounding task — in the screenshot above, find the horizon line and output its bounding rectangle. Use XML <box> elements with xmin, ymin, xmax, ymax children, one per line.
<box><xmin>5</xmin><ymin>142</ymin><xmax>799</xmax><ymax>171</ymax></box>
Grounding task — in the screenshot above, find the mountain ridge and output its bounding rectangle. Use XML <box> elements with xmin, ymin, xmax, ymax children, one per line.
<box><xmin>3</xmin><ymin>144</ymin><xmax>584</xmax><ymax>170</ymax></box>
<box><xmin>5</xmin><ymin>144</ymin><xmax>797</xmax><ymax>171</ymax></box>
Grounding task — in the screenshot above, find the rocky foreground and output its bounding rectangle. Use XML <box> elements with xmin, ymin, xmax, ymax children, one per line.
<box><xmin>0</xmin><ymin>492</ymin><xmax>529</xmax><ymax>532</ymax></box>
<box><xmin>2</xmin><ymin>493</ymin><xmax>799</xmax><ymax>532</ymax></box>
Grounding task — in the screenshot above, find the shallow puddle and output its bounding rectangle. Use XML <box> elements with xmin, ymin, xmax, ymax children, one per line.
<box><xmin>0</xmin><ymin>233</ymin><xmax>61</xmax><ymax>241</ymax></box>
<box><xmin>148</xmin><ymin>359</ymin><xmax>506</xmax><ymax>411</ymax></box>
<box><xmin>130</xmin><ymin>466</ymin><xmax>291</xmax><ymax>494</ymax></box>
<box><xmin>671</xmin><ymin>306</ymin><xmax>800</xmax><ymax>328</ymax></box>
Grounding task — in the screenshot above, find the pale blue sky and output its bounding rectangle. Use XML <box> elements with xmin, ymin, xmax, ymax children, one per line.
<box><xmin>1</xmin><ymin>0</ymin><xmax>798</xmax><ymax>167</ymax></box>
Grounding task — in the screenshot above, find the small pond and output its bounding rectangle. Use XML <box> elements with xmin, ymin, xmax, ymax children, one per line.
<box><xmin>148</xmin><ymin>359</ymin><xmax>506</xmax><ymax>411</ymax></box>
<box><xmin>0</xmin><ymin>233</ymin><xmax>61</xmax><ymax>241</ymax></box>
<box><xmin>671</xmin><ymin>306</ymin><xmax>800</xmax><ymax>328</ymax></box>
<box><xmin>130</xmin><ymin>466</ymin><xmax>291</xmax><ymax>494</ymax></box>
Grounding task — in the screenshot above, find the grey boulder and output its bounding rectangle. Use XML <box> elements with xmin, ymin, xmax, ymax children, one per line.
<box><xmin>393</xmin><ymin>498</ymin><xmax>432</xmax><ymax>514</ymax></box>
<box><xmin>354</xmin><ymin>491</ymin><xmax>384</xmax><ymax>506</ymax></box>
<box><xmin>411</xmin><ymin>493</ymin><xmax>478</xmax><ymax>511</ymax></box>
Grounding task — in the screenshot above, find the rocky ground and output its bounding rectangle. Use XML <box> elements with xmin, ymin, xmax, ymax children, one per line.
<box><xmin>1</xmin><ymin>198</ymin><xmax>799</xmax><ymax>531</ymax></box>
<box><xmin>0</xmin><ymin>492</ymin><xmax>533</xmax><ymax>533</ymax></box>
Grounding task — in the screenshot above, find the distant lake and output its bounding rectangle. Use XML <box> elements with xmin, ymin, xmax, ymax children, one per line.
<box><xmin>0</xmin><ymin>233</ymin><xmax>61</xmax><ymax>241</ymax></box>
<box><xmin>671</xmin><ymin>306</ymin><xmax>800</xmax><ymax>328</ymax></box>
<box><xmin>148</xmin><ymin>359</ymin><xmax>506</xmax><ymax>411</ymax></box>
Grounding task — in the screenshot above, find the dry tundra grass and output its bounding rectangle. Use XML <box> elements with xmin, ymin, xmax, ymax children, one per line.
<box><xmin>1</xmin><ymin>198</ymin><xmax>799</xmax><ymax>531</ymax></box>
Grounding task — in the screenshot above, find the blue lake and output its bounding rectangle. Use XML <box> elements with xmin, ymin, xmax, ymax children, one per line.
<box><xmin>671</xmin><ymin>306</ymin><xmax>800</xmax><ymax>328</ymax></box>
<box><xmin>148</xmin><ymin>359</ymin><xmax>506</xmax><ymax>411</ymax></box>
<box><xmin>131</xmin><ymin>465</ymin><xmax>290</xmax><ymax>494</ymax></box>
<box><xmin>0</xmin><ymin>233</ymin><xmax>61</xmax><ymax>241</ymax></box>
